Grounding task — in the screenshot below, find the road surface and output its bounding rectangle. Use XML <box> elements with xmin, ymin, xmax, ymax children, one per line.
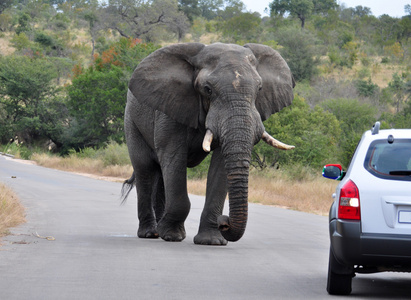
<box><xmin>0</xmin><ymin>155</ymin><xmax>410</xmax><ymax>299</ymax></box>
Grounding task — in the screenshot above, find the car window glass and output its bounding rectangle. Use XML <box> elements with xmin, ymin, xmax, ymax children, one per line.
<box><xmin>364</xmin><ymin>139</ymin><xmax>411</xmax><ymax>181</ymax></box>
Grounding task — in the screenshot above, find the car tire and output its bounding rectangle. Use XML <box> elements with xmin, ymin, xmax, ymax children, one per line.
<box><xmin>327</xmin><ymin>248</ymin><xmax>353</xmax><ymax>295</ymax></box>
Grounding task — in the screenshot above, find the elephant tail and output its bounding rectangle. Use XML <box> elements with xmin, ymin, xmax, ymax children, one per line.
<box><xmin>120</xmin><ymin>173</ymin><xmax>135</xmax><ymax>205</ymax></box>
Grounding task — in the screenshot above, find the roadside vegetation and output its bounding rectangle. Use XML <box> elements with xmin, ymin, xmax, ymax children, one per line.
<box><xmin>0</xmin><ymin>183</ymin><xmax>25</xmax><ymax>238</ymax></box>
<box><xmin>1</xmin><ymin>0</ymin><xmax>411</xmax><ymax>217</ymax></box>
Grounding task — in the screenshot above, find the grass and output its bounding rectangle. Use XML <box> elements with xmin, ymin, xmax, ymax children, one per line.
<box><xmin>32</xmin><ymin>152</ymin><xmax>133</xmax><ymax>180</ymax></box>
<box><xmin>188</xmin><ymin>167</ymin><xmax>337</xmax><ymax>216</ymax></box>
<box><xmin>0</xmin><ymin>183</ymin><xmax>26</xmax><ymax>239</ymax></box>
<box><xmin>31</xmin><ymin>141</ymin><xmax>133</xmax><ymax>180</ymax></box>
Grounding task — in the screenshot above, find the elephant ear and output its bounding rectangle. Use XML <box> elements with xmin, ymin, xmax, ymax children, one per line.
<box><xmin>244</xmin><ymin>43</ymin><xmax>295</xmax><ymax>122</ymax></box>
<box><xmin>129</xmin><ymin>43</ymin><xmax>205</xmax><ymax>128</ymax></box>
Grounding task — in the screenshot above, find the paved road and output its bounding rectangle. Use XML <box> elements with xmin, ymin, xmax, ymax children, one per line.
<box><xmin>1</xmin><ymin>155</ymin><xmax>410</xmax><ymax>299</ymax></box>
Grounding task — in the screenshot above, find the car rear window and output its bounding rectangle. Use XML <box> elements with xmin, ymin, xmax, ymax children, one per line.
<box><xmin>364</xmin><ymin>138</ymin><xmax>411</xmax><ymax>181</ymax></box>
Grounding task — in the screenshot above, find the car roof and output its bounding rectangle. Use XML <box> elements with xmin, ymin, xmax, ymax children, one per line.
<box><xmin>363</xmin><ymin>128</ymin><xmax>411</xmax><ymax>140</ymax></box>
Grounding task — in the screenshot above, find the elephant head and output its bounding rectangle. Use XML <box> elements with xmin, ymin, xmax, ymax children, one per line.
<box><xmin>129</xmin><ymin>43</ymin><xmax>294</xmax><ymax>242</ymax></box>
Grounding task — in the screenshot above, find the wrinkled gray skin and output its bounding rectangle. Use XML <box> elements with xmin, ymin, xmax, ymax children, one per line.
<box><xmin>122</xmin><ymin>43</ymin><xmax>295</xmax><ymax>245</ymax></box>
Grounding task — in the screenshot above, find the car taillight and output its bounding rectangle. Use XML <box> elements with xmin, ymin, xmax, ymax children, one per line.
<box><xmin>338</xmin><ymin>180</ymin><xmax>360</xmax><ymax>220</ymax></box>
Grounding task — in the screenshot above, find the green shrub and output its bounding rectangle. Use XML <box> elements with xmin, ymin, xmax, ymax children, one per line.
<box><xmin>187</xmin><ymin>155</ymin><xmax>211</xmax><ymax>179</ymax></box>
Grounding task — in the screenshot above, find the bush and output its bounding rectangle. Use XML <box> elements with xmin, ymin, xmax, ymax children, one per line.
<box><xmin>275</xmin><ymin>27</ymin><xmax>320</xmax><ymax>82</ymax></box>
<box><xmin>0</xmin><ymin>55</ymin><xmax>65</xmax><ymax>146</ymax></box>
<box><xmin>321</xmin><ymin>98</ymin><xmax>377</xmax><ymax>166</ymax></box>
<box><xmin>254</xmin><ymin>95</ymin><xmax>341</xmax><ymax>169</ymax></box>
<box><xmin>355</xmin><ymin>78</ymin><xmax>379</xmax><ymax>97</ymax></box>
<box><xmin>187</xmin><ymin>155</ymin><xmax>211</xmax><ymax>179</ymax></box>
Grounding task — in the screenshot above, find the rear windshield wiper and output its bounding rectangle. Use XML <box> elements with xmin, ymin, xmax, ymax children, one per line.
<box><xmin>389</xmin><ymin>170</ymin><xmax>411</xmax><ymax>176</ymax></box>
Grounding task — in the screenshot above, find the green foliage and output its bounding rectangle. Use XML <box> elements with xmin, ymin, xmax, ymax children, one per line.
<box><xmin>187</xmin><ymin>155</ymin><xmax>212</xmax><ymax>179</ymax></box>
<box><xmin>0</xmin><ymin>55</ymin><xmax>65</xmax><ymax>145</ymax></box>
<box><xmin>10</xmin><ymin>32</ymin><xmax>32</xmax><ymax>50</ymax></box>
<box><xmin>1</xmin><ymin>141</ymin><xmax>37</xmax><ymax>160</ymax></box>
<box><xmin>270</xmin><ymin>0</ymin><xmax>314</xmax><ymax>28</ymax></box>
<box><xmin>66</xmin><ymin>65</ymin><xmax>127</xmax><ymax>149</ymax></box>
<box><xmin>64</xmin><ymin>38</ymin><xmax>159</xmax><ymax>150</ymax></box>
<box><xmin>275</xmin><ymin>27</ymin><xmax>319</xmax><ymax>81</ymax></box>
<box><xmin>269</xmin><ymin>0</ymin><xmax>337</xmax><ymax>28</ymax></box>
<box><xmin>387</xmin><ymin>72</ymin><xmax>408</xmax><ymax>113</ymax></box>
<box><xmin>94</xmin><ymin>38</ymin><xmax>160</xmax><ymax>74</ymax></box>
<box><xmin>253</xmin><ymin>95</ymin><xmax>341</xmax><ymax>169</ymax></box>
<box><xmin>321</xmin><ymin>98</ymin><xmax>377</xmax><ymax>166</ymax></box>
<box><xmin>355</xmin><ymin>78</ymin><xmax>378</xmax><ymax>97</ymax></box>
<box><xmin>15</xmin><ymin>13</ymin><xmax>31</xmax><ymax>35</ymax></box>
<box><xmin>0</xmin><ymin>0</ymin><xmax>13</xmax><ymax>15</ymax></box>
<box><xmin>68</xmin><ymin>140</ymin><xmax>131</xmax><ymax>166</ymax></box>
<box><xmin>221</xmin><ymin>12</ymin><xmax>262</xmax><ymax>43</ymax></box>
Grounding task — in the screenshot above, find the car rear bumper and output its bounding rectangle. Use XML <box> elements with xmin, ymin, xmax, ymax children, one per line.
<box><xmin>330</xmin><ymin>218</ymin><xmax>411</xmax><ymax>270</ymax></box>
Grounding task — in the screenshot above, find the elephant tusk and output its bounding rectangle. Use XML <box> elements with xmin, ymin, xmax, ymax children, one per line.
<box><xmin>202</xmin><ymin>129</ymin><xmax>213</xmax><ymax>152</ymax></box>
<box><xmin>262</xmin><ymin>131</ymin><xmax>295</xmax><ymax>150</ymax></box>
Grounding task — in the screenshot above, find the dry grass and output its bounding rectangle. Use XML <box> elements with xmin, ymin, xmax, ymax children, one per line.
<box><xmin>0</xmin><ymin>33</ymin><xmax>15</xmax><ymax>56</ymax></box>
<box><xmin>0</xmin><ymin>183</ymin><xmax>26</xmax><ymax>238</ymax></box>
<box><xmin>188</xmin><ymin>173</ymin><xmax>337</xmax><ymax>216</ymax></box>
<box><xmin>322</xmin><ymin>56</ymin><xmax>404</xmax><ymax>89</ymax></box>
<box><xmin>31</xmin><ymin>153</ymin><xmax>133</xmax><ymax>181</ymax></box>
<box><xmin>247</xmin><ymin>174</ymin><xmax>337</xmax><ymax>215</ymax></box>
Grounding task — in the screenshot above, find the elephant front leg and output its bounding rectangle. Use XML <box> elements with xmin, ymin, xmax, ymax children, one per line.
<box><xmin>194</xmin><ymin>148</ymin><xmax>228</xmax><ymax>245</ymax></box>
<box><xmin>156</xmin><ymin>162</ymin><xmax>191</xmax><ymax>242</ymax></box>
<box><xmin>157</xmin><ymin>152</ymin><xmax>191</xmax><ymax>242</ymax></box>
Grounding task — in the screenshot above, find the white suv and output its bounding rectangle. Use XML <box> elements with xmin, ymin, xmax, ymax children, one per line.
<box><xmin>322</xmin><ymin>122</ymin><xmax>411</xmax><ymax>295</ymax></box>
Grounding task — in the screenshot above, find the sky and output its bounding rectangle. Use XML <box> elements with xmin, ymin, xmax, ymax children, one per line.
<box><xmin>242</xmin><ymin>0</ymin><xmax>410</xmax><ymax>18</ymax></box>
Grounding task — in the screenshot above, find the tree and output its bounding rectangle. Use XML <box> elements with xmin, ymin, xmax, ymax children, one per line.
<box><xmin>374</xmin><ymin>14</ymin><xmax>401</xmax><ymax>44</ymax></box>
<box><xmin>270</xmin><ymin>0</ymin><xmax>313</xmax><ymax>28</ymax></box>
<box><xmin>275</xmin><ymin>27</ymin><xmax>319</xmax><ymax>81</ymax></box>
<box><xmin>198</xmin><ymin>0</ymin><xmax>224</xmax><ymax>20</ymax></box>
<box><xmin>15</xmin><ymin>12</ymin><xmax>31</xmax><ymax>35</ymax></box>
<box><xmin>321</xmin><ymin>98</ymin><xmax>377</xmax><ymax>166</ymax></box>
<box><xmin>0</xmin><ymin>0</ymin><xmax>13</xmax><ymax>15</ymax></box>
<box><xmin>388</xmin><ymin>73</ymin><xmax>407</xmax><ymax>113</ymax></box>
<box><xmin>103</xmin><ymin>0</ymin><xmax>189</xmax><ymax>42</ymax></box>
<box><xmin>178</xmin><ymin>0</ymin><xmax>201</xmax><ymax>22</ymax></box>
<box><xmin>66</xmin><ymin>66</ymin><xmax>127</xmax><ymax>148</ymax></box>
<box><xmin>218</xmin><ymin>0</ymin><xmax>246</xmax><ymax>20</ymax></box>
<box><xmin>253</xmin><ymin>95</ymin><xmax>341</xmax><ymax>169</ymax></box>
<box><xmin>65</xmin><ymin>38</ymin><xmax>159</xmax><ymax>149</ymax></box>
<box><xmin>0</xmin><ymin>55</ymin><xmax>65</xmax><ymax>145</ymax></box>
<box><xmin>222</xmin><ymin>12</ymin><xmax>261</xmax><ymax>43</ymax></box>
<box><xmin>269</xmin><ymin>0</ymin><xmax>336</xmax><ymax>28</ymax></box>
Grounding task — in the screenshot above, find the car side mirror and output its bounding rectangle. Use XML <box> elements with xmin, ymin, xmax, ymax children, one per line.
<box><xmin>322</xmin><ymin>164</ymin><xmax>344</xmax><ymax>180</ymax></box>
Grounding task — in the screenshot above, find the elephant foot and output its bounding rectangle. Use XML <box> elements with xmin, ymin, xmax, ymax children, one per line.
<box><xmin>137</xmin><ymin>224</ymin><xmax>159</xmax><ymax>239</ymax></box>
<box><xmin>157</xmin><ymin>218</ymin><xmax>186</xmax><ymax>242</ymax></box>
<box><xmin>194</xmin><ymin>229</ymin><xmax>228</xmax><ymax>245</ymax></box>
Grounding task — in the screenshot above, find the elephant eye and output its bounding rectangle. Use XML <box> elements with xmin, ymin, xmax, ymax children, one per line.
<box><xmin>204</xmin><ymin>86</ymin><xmax>212</xmax><ymax>96</ymax></box>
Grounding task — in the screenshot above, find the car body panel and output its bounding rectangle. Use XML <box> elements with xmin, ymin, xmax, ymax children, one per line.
<box><xmin>328</xmin><ymin>126</ymin><xmax>411</xmax><ymax>271</ymax></box>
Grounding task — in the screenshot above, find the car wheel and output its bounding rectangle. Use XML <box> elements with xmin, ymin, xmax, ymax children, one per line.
<box><xmin>327</xmin><ymin>248</ymin><xmax>353</xmax><ymax>295</ymax></box>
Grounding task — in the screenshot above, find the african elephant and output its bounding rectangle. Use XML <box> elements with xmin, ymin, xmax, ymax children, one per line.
<box><xmin>121</xmin><ymin>42</ymin><xmax>295</xmax><ymax>245</ymax></box>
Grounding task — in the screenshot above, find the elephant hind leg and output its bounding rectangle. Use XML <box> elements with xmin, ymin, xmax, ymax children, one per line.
<box><xmin>125</xmin><ymin>121</ymin><xmax>160</xmax><ymax>239</ymax></box>
<box><xmin>135</xmin><ymin>167</ymin><xmax>161</xmax><ymax>239</ymax></box>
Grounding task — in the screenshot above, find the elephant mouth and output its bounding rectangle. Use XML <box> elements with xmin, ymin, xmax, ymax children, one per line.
<box><xmin>202</xmin><ymin>129</ymin><xmax>294</xmax><ymax>152</ymax></box>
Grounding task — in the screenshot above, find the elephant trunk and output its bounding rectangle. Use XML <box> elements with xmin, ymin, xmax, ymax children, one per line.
<box><xmin>216</xmin><ymin>109</ymin><xmax>256</xmax><ymax>242</ymax></box>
